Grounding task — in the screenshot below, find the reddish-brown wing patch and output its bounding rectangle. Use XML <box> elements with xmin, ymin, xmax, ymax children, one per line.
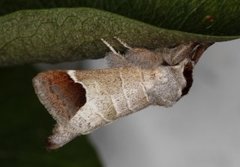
<box><xmin>33</xmin><ymin>71</ymin><xmax>86</xmax><ymax>122</ymax></box>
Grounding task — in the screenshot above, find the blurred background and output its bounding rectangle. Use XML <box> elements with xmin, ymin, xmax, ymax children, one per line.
<box><xmin>87</xmin><ymin>39</ymin><xmax>240</xmax><ymax>167</ymax></box>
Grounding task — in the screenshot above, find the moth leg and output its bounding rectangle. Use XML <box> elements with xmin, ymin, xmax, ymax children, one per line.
<box><xmin>162</xmin><ymin>42</ymin><xmax>214</xmax><ymax>65</ymax></box>
<box><xmin>101</xmin><ymin>38</ymin><xmax>130</xmax><ymax>68</ymax></box>
<box><xmin>190</xmin><ymin>42</ymin><xmax>214</xmax><ymax>64</ymax></box>
<box><xmin>161</xmin><ymin>43</ymin><xmax>199</xmax><ymax>65</ymax></box>
<box><xmin>101</xmin><ymin>38</ymin><xmax>121</xmax><ymax>56</ymax></box>
<box><xmin>114</xmin><ymin>36</ymin><xmax>132</xmax><ymax>49</ymax></box>
<box><xmin>112</xmin><ymin>37</ymin><xmax>164</xmax><ymax>68</ymax></box>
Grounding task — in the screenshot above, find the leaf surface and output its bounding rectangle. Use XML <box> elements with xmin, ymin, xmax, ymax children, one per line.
<box><xmin>0</xmin><ymin>7</ymin><xmax>239</xmax><ymax>66</ymax></box>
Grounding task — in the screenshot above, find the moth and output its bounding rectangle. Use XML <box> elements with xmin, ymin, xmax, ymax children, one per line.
<box><xmin>33</xmin><ymin>37</ymin><xmax>212</xmax><ymax>149</ymax></box>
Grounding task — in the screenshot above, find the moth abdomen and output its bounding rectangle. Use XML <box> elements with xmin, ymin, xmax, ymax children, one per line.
<box><xmin>141</xmin><ymin>62</ymin><xmax>188</xmax><ymax>107</ymax></box>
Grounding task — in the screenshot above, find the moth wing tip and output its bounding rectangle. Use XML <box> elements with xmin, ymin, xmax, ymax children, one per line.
<box><xmin>46</xmin><ymin>137</ymin><xmax>61</xmax><ymax>150</ymax></box>
<box><xmin>45</xmin><ymin>124</ymin><xmax>80</xmax><ymax>150</ymax></box>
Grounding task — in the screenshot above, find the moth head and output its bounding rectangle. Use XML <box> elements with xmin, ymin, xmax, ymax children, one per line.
<box><xmin>171</xmin><ymin>59</ymin><xmax>194</xmax><ymax>96</ymax></box>
<box><xmin>149</xmin><ymin>59</ymin><xmax>193</xmax><ymax>106</ymax></box>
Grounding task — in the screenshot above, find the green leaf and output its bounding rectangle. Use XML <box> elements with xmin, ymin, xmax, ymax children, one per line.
<box><xmin>0</xmin><ymin>0</ymin><xmax>240</xmax><ymax>36</ymax></box>
<box><xmin>0</xmin><ymin>8</ymin><xmax>238</xmax><ymax>66</ymax></box>
<box><xmin>0</xmin><ymin>66</ymin><xmax>102</xmax><ymax>167</ymax></box>
<box><xmin>0</xmin><ymin>0</ymin><xmax>239</xmax><ymax>65</ymax></box>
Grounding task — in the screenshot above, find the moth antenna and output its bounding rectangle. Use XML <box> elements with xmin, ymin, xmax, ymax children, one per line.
<box><xmin>101</xmin><ymin>38</ymin><xmax>121</xmax><ymax>56</ymax></box>
<box><xmin>114</xmin><ymin>36</ymin><xmax>132</xmax><ymax>49</ymax></box>
<box><xmin>170</xmin><ymin>42</ymin><xmax>198</xmax><ymax>65</ymax></box>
